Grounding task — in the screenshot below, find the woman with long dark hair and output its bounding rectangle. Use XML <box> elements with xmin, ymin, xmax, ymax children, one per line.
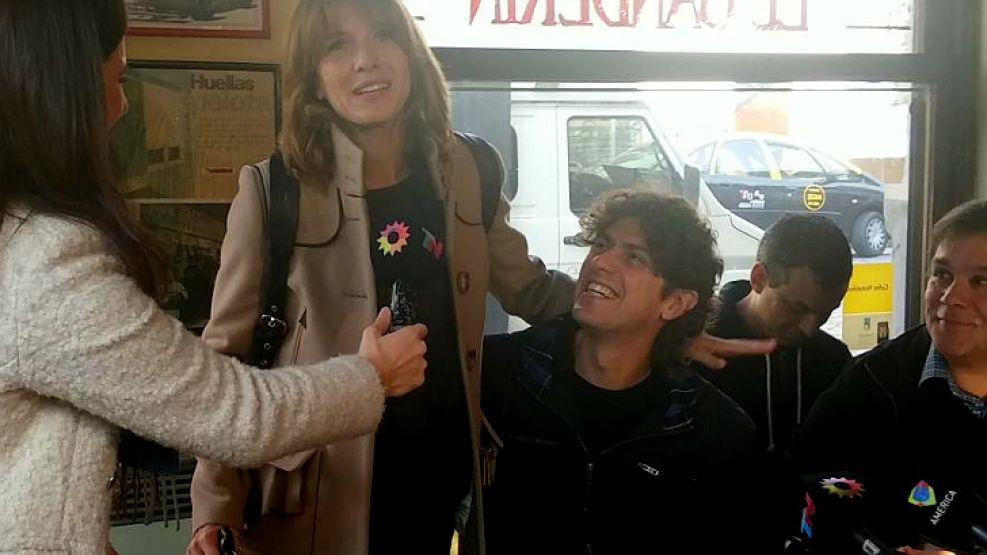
<box><xmin>0</xmin><ymin>1</ymin><xmax>428</xmax><ymax>553</ymax></box>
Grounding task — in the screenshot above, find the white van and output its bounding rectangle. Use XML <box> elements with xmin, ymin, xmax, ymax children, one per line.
<box><xmin>452</xmin><ymin>88</ymin><xmax>763</xmax><ymax>332</ymax></box>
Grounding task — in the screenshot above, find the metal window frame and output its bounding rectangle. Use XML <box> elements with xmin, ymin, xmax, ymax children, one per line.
<box><xmin>433</xmin><ymin>0</ymin><xmax>981</xmax><ymax>328</ymax></box>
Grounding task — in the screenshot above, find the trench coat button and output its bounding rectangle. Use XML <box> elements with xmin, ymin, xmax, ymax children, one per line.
<box><xmin>456</xmin><ymin>271</ymin><xmax>471</xmax><ymax>294</ymax></box>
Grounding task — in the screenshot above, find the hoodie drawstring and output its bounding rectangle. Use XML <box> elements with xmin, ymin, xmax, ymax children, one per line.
<box><xmin>796</xmin><ymin>347</ymin><xmax>804</xmax><ymax>424</ymax></box>
<box><xmin>765</xmin><ymin>353</ymin><xmax>774</xmax><ymax>452</ymax></box>
<box><xmin>765</xmin><ymin>347</ymin><xmax>805</xmax><ymax>452</ymax></box>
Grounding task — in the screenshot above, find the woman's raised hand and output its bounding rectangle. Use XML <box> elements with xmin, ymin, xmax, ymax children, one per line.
<box><xmin>359</xmin><ymin>307</ymin><xmax>428</xmax><ymax>397</ymax></box>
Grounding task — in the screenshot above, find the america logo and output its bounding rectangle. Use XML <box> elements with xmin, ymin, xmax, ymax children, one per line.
<box><xmin>908</xmin><ymin>481</ymin><xmax>937</xmax><ymax>507</ymax></box>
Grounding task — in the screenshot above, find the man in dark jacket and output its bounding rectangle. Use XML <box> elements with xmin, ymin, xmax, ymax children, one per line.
<box><xmin>797</xmin><ymin>200</ymin><xmax>987</xmax><ymax>554</ymax></box>
<box><xmin>480</xmin><ymin>190</ymin><xmax>758</xmax><ymax>554</ymax></box>
<box><xmin>695</xmin><ymin>214</ymin><xmax>853</xmax><ymax>549</ymax></box>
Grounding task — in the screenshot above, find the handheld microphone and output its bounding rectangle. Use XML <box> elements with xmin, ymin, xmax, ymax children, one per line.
<box><xmin>798</xmin><ymin>472</ymin><xmax>897</xmax><ymax>555</ymax></box>
<box><xmin>217</xmin><ymin>525</ymin><xmax>238</xmax><ymax>555</ymax></box>
<box><xmin>898</xmin><ymin>478</ymin><xmax>987</xmax><ymax>552</ymax></box>
<box><xmin>389</xmin><ymin>279</ymin><xmax>416</xmax><ymax>332</ymax></box>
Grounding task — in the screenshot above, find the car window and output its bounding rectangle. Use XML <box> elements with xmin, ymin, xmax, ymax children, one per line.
<box><xmin>612</xmin><ymin>142</ymin><xmax>665</xmax><ymax>171</ymax></box>
<box><xmin>566</xmin><ymin>116</ymin><xmax>673</xmax><ymax>214</ymax></box>
<box><xmin>712</xmin><ymin>139</ymin><xmax>770</xmax><ymax>178</ymax></box>
<box><xmin>812</xmin><ymin>149</ymin><xmax>856</xmax><ymax>176</ymax></box>
<box><xmin>688</xmin><ymin>143</ymin><xmax>713</xmax><ymax>172</ymax></box>
<box><xmin>768</xmin><ymin>142</ymin><xmax>827</xmax><ymax>178</ymax></box>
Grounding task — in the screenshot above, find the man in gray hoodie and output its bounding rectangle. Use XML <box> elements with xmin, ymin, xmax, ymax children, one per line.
<box><xmin>695</xmin><ymin>214</ymin><xmax>853</xmax><ymax>550</ymax></box>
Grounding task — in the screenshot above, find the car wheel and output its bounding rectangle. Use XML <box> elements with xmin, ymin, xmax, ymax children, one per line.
<box><xmin>851</xmin><ymin>210</ymin><xmax>888</xmax><ymax>257</ymax></box>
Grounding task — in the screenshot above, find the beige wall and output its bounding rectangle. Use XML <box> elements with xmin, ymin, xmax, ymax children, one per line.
<box><xmin>125</xmin><ymin>0</ymin><xmax>299</xmax><ymax>64</ymax></box>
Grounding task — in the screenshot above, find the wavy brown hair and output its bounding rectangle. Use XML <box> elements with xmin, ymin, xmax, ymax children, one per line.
<box><xmin>578</xmin><ymin>189</ymin><xmax>723</xmax><ymax>366</ymax></box>
<box><xmin>280</xmin><ymin>0</ymin><xmax>452</xmax><ymax>185</ymax></box>
<box><xmin>0</xmin><ymin>0</ymin><xmax>164</xmax><ymax>296</ymax></box>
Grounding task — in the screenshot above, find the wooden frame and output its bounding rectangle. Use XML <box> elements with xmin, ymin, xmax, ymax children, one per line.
<box><xmin>125</xmin><ymin>0</ymin><xmax>270</xmax><ymax>39</ymax></box>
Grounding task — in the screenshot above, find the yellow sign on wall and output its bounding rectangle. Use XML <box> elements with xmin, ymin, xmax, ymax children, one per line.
<box><xmin>842</xmin><ymin>262</ymin><xmax>893</xmax><ymax>350</ymax></box>
<box><xmin>843</xmin><ymin>262</ymin><xmax>893</xmax><ymax>314</ymax></box>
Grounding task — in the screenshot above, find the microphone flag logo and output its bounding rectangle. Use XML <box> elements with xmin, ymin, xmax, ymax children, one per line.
<box><xmin>801</xmin><ymin>493</ymin><xmax>816</xmax><ymax>539</ymax></box>
<box><xmin>908</xmin><ymin>481</ymin><xmax>937</xmax><ymax>507</ymax></box>
<box><xmin>820</xmin><ymin>477</ymin><xmax>866</xmax><ymax>499</ymax></box>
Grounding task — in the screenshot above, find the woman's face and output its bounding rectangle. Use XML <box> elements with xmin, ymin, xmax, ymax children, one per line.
<box><xmin>316</xmin><ymin>2</ymin><xmax>411</xmax><ymax>129</ymax></box>
<box><xmin>102</xmin><ymin>41</ymin><xmax>128</xmax><ymax>128</ymax></box>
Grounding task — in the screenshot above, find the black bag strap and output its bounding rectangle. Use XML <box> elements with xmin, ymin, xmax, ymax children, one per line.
<box><xmin>248</xmin><ymin>152</ymin><xmax>299</xmax><ymax>369</ymax></box>
<box><xmin>453</xmin><ymin>131</ymin><xmax>504</xmax><ymax>232</ymax></box>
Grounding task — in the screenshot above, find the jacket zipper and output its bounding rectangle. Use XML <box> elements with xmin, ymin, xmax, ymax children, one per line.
<box><xmin>765</xmin><ymin>347</ymin><xmax>805</xmax><ymax>449</ymax></box>
<box><xmin>519</xmin><ymin>382</ymin><xmax>694</xmax><ymax>552</ymax></box>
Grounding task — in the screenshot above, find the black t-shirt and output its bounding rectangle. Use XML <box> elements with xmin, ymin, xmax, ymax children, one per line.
<box><xmin>568</xmin><ymin>367</ymin><xmax>668</xmax><ymax>458</ymax></box>
<box><xmin>365</xmin><ymin>168</ymin><xmax>472</xmax><ymax>553</ymax></box>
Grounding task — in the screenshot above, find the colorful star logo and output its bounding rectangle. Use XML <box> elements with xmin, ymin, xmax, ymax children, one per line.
<box><xmin>908</xmin><ymin>481</ymin><xmax>937</xmax><ymax>507</ymax></box>
<box><xmin>377</xmin><ymin>221</ymin><xmax>410</xmax><ymax>256</ymax></box>
<box><xmin>820</xmin><ymin>477</ymin><xmax>865</xmax><ymax>499</ymax></box>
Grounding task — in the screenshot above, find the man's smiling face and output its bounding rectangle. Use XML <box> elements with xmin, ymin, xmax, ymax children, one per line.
<box><xmin>573</xmin><ymin>217</ymin><xmax>669</xmax><ymax>335</ymax></box>
<box><xmin>925</xmin><ymin>232</ymin><xmax>987</xmax><ymax>364</ymax></box>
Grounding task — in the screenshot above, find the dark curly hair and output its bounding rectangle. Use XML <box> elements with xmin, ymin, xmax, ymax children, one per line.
<box><xmin>577</xmin><ymin>189</ymin><xmax>723</xmax><ymax>366</ymax></box>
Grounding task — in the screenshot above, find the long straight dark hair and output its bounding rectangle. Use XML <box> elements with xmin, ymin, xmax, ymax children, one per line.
<box><xmin>0</xmin><ymin>0</ymin><xmax>164</xmax><ymax>296</ymax></box>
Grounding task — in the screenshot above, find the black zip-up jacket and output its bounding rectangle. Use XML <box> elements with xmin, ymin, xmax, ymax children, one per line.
<box><xmin>796</xmin><ymin>325</ymin><xmax>987</xmax><ymax>551</ymax></box>
<box><xmin>694</xmin><ymin>281</ymin><xmax>852</xmax><ymax>551</ymax></box>
<box><xmin>480</xmin><ymin>317</ymin><xmax>758</xmax><ymax>554</ymax></box>
<box><xmin>697</xmin><ymin>280</ymin><xmax>852</xmax><ymax>455</ymax></box>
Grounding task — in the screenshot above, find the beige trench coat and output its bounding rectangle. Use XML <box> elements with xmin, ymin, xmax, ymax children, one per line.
<box><xmin>191</xmin><ymin>127</ymin><xmax>575</xmax><ymax>554</ymax></box>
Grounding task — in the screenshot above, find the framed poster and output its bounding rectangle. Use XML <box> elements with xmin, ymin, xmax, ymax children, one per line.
<box><xmin>111</xmin><ymin>61</ymin><xmax>279</xmax><ymax>330</ymax></box>
<box><xmin>125</xmin><ymin>0</ymin><xmax>270</xmax><ymax>39</ymax></box>
<box><xmin>112</xmin><ymin>61</ymin><xmax>280</xmax><ymax>202</ymax></box>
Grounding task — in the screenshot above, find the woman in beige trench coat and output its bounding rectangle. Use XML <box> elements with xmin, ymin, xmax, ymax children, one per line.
<box><xmin>187</xmin><ymin>1</ymin><xmax>575</xmax><ymax>554</ymax></box>
<box><xmin>186</xmin><ymin>1</ymin><xmax>774</xmax><ymax>554</ymax></box>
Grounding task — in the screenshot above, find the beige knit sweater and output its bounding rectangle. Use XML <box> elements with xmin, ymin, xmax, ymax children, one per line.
<box><xmin>0</xmin><ymin>211</ymin><xmax>385</xmax><ymax>554</ymax></box>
